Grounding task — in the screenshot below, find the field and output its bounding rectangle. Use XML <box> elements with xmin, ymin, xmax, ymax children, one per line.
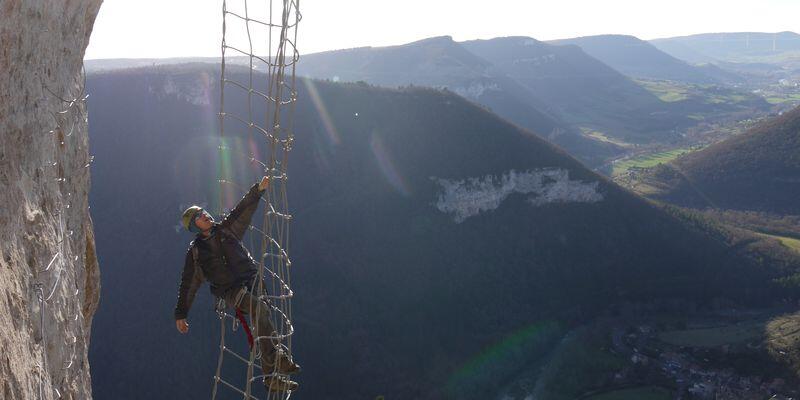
<box><xmin>755</xmin><ymin>232</ymin><xmax>800</xmax><ymax>253</ymax></box>
<box><xmin>611</xmin><ymin>146</ymin><xmax>703</xmax><ymax>176</ymax></box>
<box><xmin>637</xmin><ymin>79</ymin><xmax>760</xmax><ymax>105</ymax></box>
<box><xmin>765</xmin><ymin>93</ymin><xmax>800</xmax><ymax>104</ymax></box>
<box><xmin>581</xmin><ymin>127</ymin><xmax>635</xmax><ymax>148</ymax></box>
<box><xmin>658</xmin><ymin>320</ymin><xmax>765</xmax><ymax>348</ymax></box>
<box><xmin>765</xmin><ymin>312</ymin><xmax>800</xmax><ymax>375</ymax></box>
<box><xmin>636</xmin><ymin>80</ymin><xmax>690</xmax><ymax>102</ymax></box>
<box><xmin>584</xmin><ymin>386</ymin><xmax>672</xmax><ymax>400</ymax></box>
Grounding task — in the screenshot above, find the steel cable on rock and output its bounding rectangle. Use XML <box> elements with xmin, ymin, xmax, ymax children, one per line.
<box><xmin>31</xmin><ymin>63</ymin><xmax>94</xmax><ymax>400</ymax></box>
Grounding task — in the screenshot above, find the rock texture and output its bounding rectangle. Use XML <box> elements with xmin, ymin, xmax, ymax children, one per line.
<box><xmin>1</xmin><ymin>1</ymin><xmax>102</xmax><ymax>399</ymax></box>
<box><xmin>433</xmin><ymin>169</ymin><xmax>604</xmax><ymax>222</ymax></box>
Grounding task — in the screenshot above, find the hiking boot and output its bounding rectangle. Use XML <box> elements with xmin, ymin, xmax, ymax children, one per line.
<box><xmin>264</xmin><ymin>376</ymin><xmax>298</xmax><ymax>392</ymax></box>
<box><xmin>275</xmin><ymin>351</ymin><xmax>301</xmax><ymax>375</ymax></box>
<box><xmin>265</xmin><ymin>350</ymin><xmax>301</xmax><ymax>375</ymax></box>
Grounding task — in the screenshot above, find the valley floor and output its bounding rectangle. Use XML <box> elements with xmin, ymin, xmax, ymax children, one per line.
<box><xmin>604</xmin><ymin>80</ymin><xmax>800</xmax><ymax>184</ymax></box>
<box><xmin>500</xmin><ymin>307</ymin><xmax>800</xmax><ymax>400</ymax></box>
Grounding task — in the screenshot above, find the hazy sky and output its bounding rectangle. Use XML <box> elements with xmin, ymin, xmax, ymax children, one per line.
<box><xmin>85</xmin><ymin>0</ymin><xmax>800</xmax><ymax>60</ymax></box>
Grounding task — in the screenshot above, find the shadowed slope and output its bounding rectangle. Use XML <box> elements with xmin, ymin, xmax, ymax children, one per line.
<box><xmin>463</xmin><ymin>36</ymin><xmax>688</xmax><ymax>142</ymax></box>
<box><xmin>298</xmin><ymin>36</ymin><xmax>623</xmax><ymax>166</ymax></box>
<box><xmin>86</xmin><ymin>65</ymin><xmax>799</xmax><ymax>400</ymax></box>
<box><xmin>645</xmin><ymin>106</ymin><xmax>800</xmax><ymax>214</ymax></box>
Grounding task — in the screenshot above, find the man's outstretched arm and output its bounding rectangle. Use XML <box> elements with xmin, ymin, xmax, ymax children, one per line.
<box><xmin>174</xmin><ymin>247</ymin><xmax>203</xmax><ymax>333</ymax></box>
<box><xmin>220</xmin><ymin>176</ymin><xmax>269</xmax><ymax>239</ymax></box>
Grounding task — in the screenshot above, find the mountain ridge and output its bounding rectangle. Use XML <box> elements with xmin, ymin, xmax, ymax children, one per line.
<box><xmin>298</xmin><ymin>35</ymin><xmax>624</xmax><ymax>165</ymax></box>
<box><xmin>462</xmin><ymin>36</ymin><xmax>688</xmax><ymax>142</ymax></box>
<box><xmin>549</xmin><ymin>34</ymin><xmax>732</xmax><ymax>84</ymax></box>
<box><xmin>651</xmin><ymin>31</ymin><xmax>800</xmax><ymax>65</ymax></box>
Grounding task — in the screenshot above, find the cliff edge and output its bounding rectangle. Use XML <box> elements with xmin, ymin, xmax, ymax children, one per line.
<box><xmin>1</xmin><ymin>1</ymin><xmax>103</xmax><ymax>399</ymax></box>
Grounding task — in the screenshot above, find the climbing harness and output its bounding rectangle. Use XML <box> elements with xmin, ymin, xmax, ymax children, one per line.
<box><xmin>236</xmin><ymin>308</ymin><xmax>256</xmax><ymax>349</ymax></box>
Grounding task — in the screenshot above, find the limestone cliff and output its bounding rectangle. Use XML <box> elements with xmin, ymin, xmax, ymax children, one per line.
<box><xmin>1</xmin><ymin>1</ymin><xmax>103</xmax><ymax>399</ymax></box>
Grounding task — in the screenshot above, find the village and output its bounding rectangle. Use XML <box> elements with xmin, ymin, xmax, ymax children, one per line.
<box><xmin>604</xmin><ymin>316</ymin><xmax>799</xmax><ymax>400</ymax></box>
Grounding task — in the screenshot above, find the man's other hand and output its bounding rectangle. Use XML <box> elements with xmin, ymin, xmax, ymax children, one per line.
<box><xmin>259</xmin><ymin>175</ymin><xmax>270</xmax><ymax>191</ymax></box>
<box><xmin>176</xmin><ymin>319</ymin><xmax>189</xmax><ymax>334</ymax></box>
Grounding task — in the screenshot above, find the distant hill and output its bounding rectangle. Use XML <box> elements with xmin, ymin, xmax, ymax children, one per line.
<box><xmin>549</xmin><ymin>34</ymin><xmax>731</xmax><ymax>84</ymax></box>
<box><xmin>85</xmin><ymin>57</ymin><xmax>217</xmax><ymax>72</ymax></box>
<box><xmin>86</xmin><ymin>65</ymin><xmax>800</xmax><ymax>400</ymax></box>
<box><xmin>461</xmin><ymin>37</ymin><xmax>690</xmax><ymax>142</ymax></box>
<box><xmin>641</xmin><ymin>106</ymin><xmax>800</xmax><ymax>214</ymax></box>
<box><xmin>298</xmin><ymin>36</ymin><xmax>646</xmax><ymax>164</ymax></box>
<box><xmin>296</xmin><ymin>35</ymin><xmax>568</xmax><ymax>139</ymax></box>
<box><xmin>651</xmin><ymin>32</ymin><xmax>800</xmax><ymax>65</ymax></box>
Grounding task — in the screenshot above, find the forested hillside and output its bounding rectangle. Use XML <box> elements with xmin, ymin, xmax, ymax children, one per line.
<box><xmin>298</xmin><ymin>36</ymin><xmax>629</xmax><ymax>165</ymax></box>
<box><xmin>641</xmin><ymin>106</ymin><xmax>800</xmax><ymax>214</ymax></box>
<box><xmin>462</xmin><ymin>36</ymin><xmax>690</xmax><ymax>142</ymax></box>
<box><xmin>86</xmin><ymin>65</ymin><xmax>800</xmax><ymax>400</ymax></box>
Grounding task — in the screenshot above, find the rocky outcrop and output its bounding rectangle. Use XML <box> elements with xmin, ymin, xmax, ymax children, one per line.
<box><xmin>1</xmin><ymin>1</ymin><xmax>102</xmax><ymax>399</ymax></box>
<box><xmin>433</xmin><ymin>169</ymin><xmax>604</xmax><ymax>222</ymax></box>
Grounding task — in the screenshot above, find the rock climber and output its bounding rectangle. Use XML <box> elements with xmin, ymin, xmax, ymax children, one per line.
<box><xmin>174</xmin><ymin>176</ymin><xmax>299</xmax><ymax>392</ymax></box>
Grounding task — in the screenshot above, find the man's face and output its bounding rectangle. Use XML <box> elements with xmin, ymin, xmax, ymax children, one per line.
<box><xmin>195</xmin><ymin>210</ymin><xmax>214</xmax><ymax>231</ymax></box>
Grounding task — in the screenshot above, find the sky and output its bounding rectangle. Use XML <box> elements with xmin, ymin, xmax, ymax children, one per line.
<box><xmin>84</xmin><ymin>0</ymin><xmax>800</xmax><ymax>60</ymax></box>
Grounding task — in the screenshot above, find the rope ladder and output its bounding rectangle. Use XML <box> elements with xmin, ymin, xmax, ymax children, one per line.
<box><xmin>212</xmin><ymin>1</ymin><xmax>301</xmax><ymax>399</ymax></box>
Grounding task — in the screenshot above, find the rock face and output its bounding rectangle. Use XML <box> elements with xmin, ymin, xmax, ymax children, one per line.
<box><xmin>1</xmin><ymin>1</ymin><xmax>102</xmax><ymax>399</ymax></box>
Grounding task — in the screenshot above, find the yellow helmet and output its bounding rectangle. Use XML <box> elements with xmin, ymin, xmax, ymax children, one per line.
<box><xmin>181</xmin><ymin>205</ymin><xmax>203</xmax><ymax>232</ymax></box>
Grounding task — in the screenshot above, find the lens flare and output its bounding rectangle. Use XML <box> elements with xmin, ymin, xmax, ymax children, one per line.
<box><xmin>370</xmin><ymin>133</ymin><xmax>411</xmax><ymax>197</ymax></box>
<box><xmin>199</xmin><ymin>71</ymin><xmax>213</xmax><ymax>109</ymax></box>
<box><xmin>445</xmin><ymin>320</ymin><xmax>561</xmax><ymax>397</ymax></box>
<box><xmin>217</xmin><ymin>136</ymin><xmax>234</xmax><ymax>211</ymax></box>
<box><xmin>246</xmin><ymin>134</ymin><xmax>264</xmax><ymax>173</ymax></box>
<box><xmin>303</xmin><ymin>78</ymin><xmax>341</xmax><ymax>146</ymax></box>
